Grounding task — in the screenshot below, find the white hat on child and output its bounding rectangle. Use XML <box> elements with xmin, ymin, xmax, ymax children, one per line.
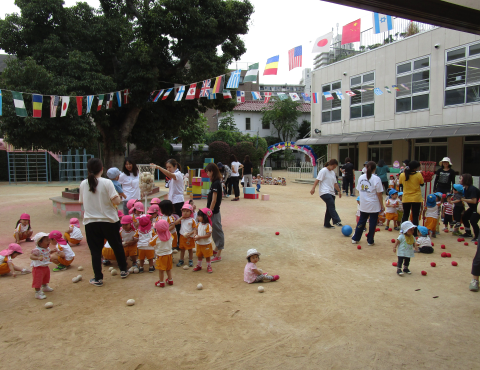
<box><xmin>246</xmin><ymin>248</ymin><xmax>261</xmax><ymax>259</ymax></box>
<box><xmin>400</xmin><ymin>221</ymin><xmax>416</xmax><ymax>234</ymax></box>
<box><xmin>33</xmin><ymin>232</ymin><xmax>50</xmax><ymax>245</ymax></box>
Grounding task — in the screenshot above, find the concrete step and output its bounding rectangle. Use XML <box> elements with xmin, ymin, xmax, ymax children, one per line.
<box><xmin>293</xmin><ymin>178</ymin><xmax>315</xmax><ymax>184</ymax></box>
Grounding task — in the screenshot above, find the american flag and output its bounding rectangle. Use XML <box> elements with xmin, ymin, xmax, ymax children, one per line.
<box><xmin>50</xmin><ymin>95</ymin><xmax>59</xmax><ymax>117</ymax></box>
<box><xmin>200</xmin><ymin>79</ymin><xmax>211</xmax><ymax>97</ymax></box>
<box><xmin>288</xmin><ymin>45</ymin><xmax>302</xmax><ymax>71</ymax></box>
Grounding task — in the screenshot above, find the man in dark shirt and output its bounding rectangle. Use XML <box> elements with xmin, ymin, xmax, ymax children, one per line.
<box><xmin>342</xmin><ymin>157</ymin><xmax>355</xmax><ymax>197</ymax></box>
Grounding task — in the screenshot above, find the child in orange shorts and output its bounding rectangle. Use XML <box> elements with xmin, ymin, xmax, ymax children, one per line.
<box><xmin>120</xmin><ymin>215</ymin><xmax>138</xmax><ymax>267</ymax></box>
<box><xmin>0</xmin><ymin>243</ymin><xmax>31</xmax><ymax>277</ymax></box>
<box><xmin>14</xmin><ymin>213</ymin><xmax>33</xmax><ymax>243</ymax></box>
<box><xmin>385</xmin><ymin>189</ymin><xmax>400</xmax><ymax>231</ymax></box>
<box><xmin>159</xmin><ymin>200</ymin><xmax>178</xmax><ymax>249</ymax></box>
<box><xmin>49</xmin><ymin>230</ymin><xmax>75</xmax><ymax>271</ymax></box>
<box><xmin>176</xmin><ymin>203</ymin><xmax>196</xmax><ymax>268</ymax></box>
<box><xmin>423</xmin><ymin>194</ymin><xmax>439</xmax><ymax>238</ymax></box>
<box><xmin>64</xmin><ymin>218</ymin><xmax>83</xmax><ymax>246</ymax></box>
<box><xmin>131</xmin><ymin>202</ymin><xmax>145</xmax><ymax>229</ymax></box>
<box><xmin>135</xmin><ymin>215</ymin><xmax>156</xmax><ymax>273</ymax></box>
<box><xmin>147</xmin><ymin>205</ymin><xmax>160</xmax><ymax>225</ymax></box>
<box><xmin>150</xmin><ymin>220</ymin><xmax>173</xmax><ymax>287</ymax></box>
<box><xmin>193</xmin><ymin>208</ymin><xmax>214</xmax><ymax>274</ymax></box>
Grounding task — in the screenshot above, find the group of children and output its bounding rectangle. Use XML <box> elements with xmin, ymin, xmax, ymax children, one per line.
<box><xmin>251</xmin><ymin>176</ymin><xmax>286</xmax><ymax>187</ymax></box>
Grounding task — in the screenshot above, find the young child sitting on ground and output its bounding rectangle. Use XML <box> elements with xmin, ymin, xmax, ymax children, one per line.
<box><xmin>120</xmin><ymin>215</ymin><xmax>138</xmax><ymax>267</ymax></box>
<box><xmin>0</xmin><ymin>243</ymin><xmax>30</xmax><ymax>277</ymax></box>
<box><xmin>442</xmin><ymin>194</ymin><xmax>454</xmax><ymax>232</ymax></box>
<box><xmin>151</xmin><ymin>220</ymin><xmax>174</xmax><ymax>287</ymax></box>
<box><xmin>423</xmin><ymin>194</ymin><xmax>439</xmax><ymax>238</ymax></box>
<box><xmin>49</xmin><ymin>230</ymin><xmax>75</xmax><ymax>271</ymax></box>
<box><xmin>385</xmin><ymin>189</ymin><xmax>400</xmax><ymax>231</ymax></box>
<box><xmin>416</xmin><ymin>226</ymin><xmax>434</xmax><ymax>254</ymax></box>
<box><xmin>393</xmin><ymin>221</ymin><xmax>416</xmax><ymax>276</ymax></box>
<box><xmin>14</xmin><ymin>213</ymin><xmax>33</xmax><ymax>243</ymax></box>
<box><xmin>135</xmin><ymin>215</ymin><xmax>156</xmax><ymax>273</ymax></box>
<box><xmin>107</xmin><ymin>167</ymin><xmax>126</xmax><ymax>200</ymax></box>
<box><xmin>244</xmin><ymin>249</ymin><xmax>279</xmax><ymax>283</ymax></box>
<box><xmin>176</xmin><ymin>203</ymin><xmax>196</xmax><ymax>268</ymax></box>
<box><xmin>452</xmin><ymin>184</ymin><xmax>465</xmax><ymax>236</ymax></box>
<box><xmin>64</xmin><ymin>218</ymin><xmax>83</xmax><ymax>246</ymax></box>
<box><xmin>30</xmin><ymin>232</ymin><xmax>55</xmax><ymax>300</ymax></box>
<box><xmin>193</xmin><ymin>208</ymin><xmax>214</xmax><ymax>274</ymax></box>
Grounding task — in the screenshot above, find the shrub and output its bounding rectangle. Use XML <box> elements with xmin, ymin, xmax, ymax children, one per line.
<box><xmin>208</xmin><ymin>141</ymin><xmax>231</xmax><ymax>165</ymax></box>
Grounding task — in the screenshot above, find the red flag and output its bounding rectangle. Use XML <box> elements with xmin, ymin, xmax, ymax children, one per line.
<box><xmin>76</xmin><ymin>96</ymin><xmax>83</xmax><ymax>116</ymax></box>
<box><xmin>341</xmin><ymin>19</ymin><xmax>361</xmax><ymax>45</ymax></box>
<box><xmin>124</xmin><ymin>89</ymin><xmax>130</xmax><ymax>104</ymax></box>
<box><xmin>186</xmin><ymin>83</ymin><xmax>196</xmax><ymax>100</ymax></box>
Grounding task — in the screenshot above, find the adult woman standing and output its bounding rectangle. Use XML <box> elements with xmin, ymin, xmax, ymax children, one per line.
<box><xmin>399</xmin><ymin>160</ymin><xmax>424</xmax><ymax>236</ymax></box>
<box><xmin>310</xmin><ymin>159</ymin><xmax>342</xmax><ymax>228</ymax></box>
<box><xmin>242</xmin><ymin>155</ymin><xmax>253</xmax><ymax>188</ymax></box>
<box><xmin>351</xmin><ymin>161</ymin><xmax>384</xmax><ymax>246</ymax></box>
<box><xmin>118</xmin><ymin>157</ymin><xmax>140</xmax><ymax>215</ymax></box>
<box><xmin>376</xmin><ymin>159</ymin><xmax>389</xmax><ymax>195</ymax></box>
<box><xmin>342</xmin><ymin>157</ymin><xmax>355</xmax><ymax>197</ymax></box>
<box><xmin>229</xmin><ymin>154</ymin><xmax>243</xmax><ymax>201</ymax></box>
<box><xmin>80</xmin><ymin>158</ymin><xmax>129</xmax><ymax>286</ymax></box>
<box><xmin>434</xmin><ymin>157</ymin><xmax>456</xmax><ymax>194</ymax></box>
<box><xmin>205</xmin><ymin>163</ymin><xmax>225</xmax><ymax>263</ymax></box>
<box><xmin>461</xmin><ymin>173</ymin><xmax>480</xmax><ymax>242</ymax></box>
<box><xmin>151</xmin><ymin>159</ymin><xmax>184</xmax><ymax>241</ymax></box>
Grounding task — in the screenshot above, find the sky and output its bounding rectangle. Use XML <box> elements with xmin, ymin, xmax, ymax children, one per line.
<box><xmin>1</xmin><ymin>0</ymin><xmax>373</xmax><ymax>85</ymax></box>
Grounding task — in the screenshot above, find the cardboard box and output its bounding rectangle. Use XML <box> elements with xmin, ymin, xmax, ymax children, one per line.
<box><xmin>243</xmin><ymin>187</ymin><xmax>256</xmax><ymax>195</ymax></box>
<box><xmin>200</xmin><ymin>170</ymin><xmax>208</xmax><ymax>178</ymax></box>
<box><xmin>204</xmin><ymin>158</ymin><xmax>214</xmax><ymax>163</ymax></box>
<box><xmin>192</xmin><ymin>185</ymin><xmax>202</xmax><ymax>194</ymax></box>
<box><xmin>244</xmin><ymin>193</ymin><xmax>259</xmax><ymax>199</ymax></box>
<box><xmin>261</xmin><ymin>194</ymin><xmax>270</xmax><ymax>201</ymax></box>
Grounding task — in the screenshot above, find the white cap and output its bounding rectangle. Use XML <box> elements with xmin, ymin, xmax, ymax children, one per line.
<box><xmin>246</xmin><ymin>248</ymin><xmax>261</xmax><ymax>259</ymax></box>
<box><xmin>106</xmin><ymin>167</ymin><xmax>121</xmax><ymax>179</ymax></box>
<box><xmin>34</xmin><ymin>232</ymin><xmax>50</xmax><ymax>245</ymax></box>
<box><xmin>401</xmin><ymin>221</ymin><xmax>417</xmax><ymax>234</ymax></box>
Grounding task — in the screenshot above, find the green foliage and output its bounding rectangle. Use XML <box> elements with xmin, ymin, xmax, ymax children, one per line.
<box><xmin>261</xmin><ymin>99</ymin><xmax>302</xmax><ymax>142</ymax></box>
<box><xmin>297</xmin><ymin>119</ymin><xmax>311</xmax><ymax>140</ymax></box>
<box><xmin>218</xmin><ymin>111</ymin><xmax>238</xmax><ymax>131</ymax></box>
<box><xmin>311</xmin><ymin>144</ymin><xmax>327</xmax><ymax>160</ymax></box>
<box><xmin>231</xmin><ymin>141</ymin><xmax>259</xmax><ymax>167</ymax></box>
<box><xmin>208</xmin><ymin>141</ymin><xmax>231</xmax><ymax>165</ymax></box>
<box><xmin>283</xmin><ymin>148</ymin><xmax>295</xmax><ymax>162</ymax></box>
<box><xmin>204</xmin><ymin>130</ymin><xmax>236</xmax><ymax>147</ymax></box>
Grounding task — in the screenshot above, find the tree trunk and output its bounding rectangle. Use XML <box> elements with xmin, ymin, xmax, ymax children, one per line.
<box><xmin>100</xmin><ymin>107</ymin><xmax>142</xmax><ymax>169</ymax></box>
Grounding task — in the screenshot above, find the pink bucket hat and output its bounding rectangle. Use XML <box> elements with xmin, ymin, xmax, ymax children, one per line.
<box><xmin>126</xmin><ymin>199</ymin><xmax>138</xmax><ymax>210</ymax></box>
<box><xmin>0</xmin><ymin>243</ymin><xmax>23</xmax><ymax>256</ymax></box>
<box><xmin>118</xmin><ymin>210</ymin><xmax>125</xmax><ymax>218</ymax></box>
<box><xmin>150</xmin><ymin>197</ymin><xmax>161</xmax><ymax>205</ymax></box>
<box><xmin>134</xmin><ymin>203</ymin><xmax>145</xmax><ymax>212</ymax></box>
<box><xmin>182</xmin><ymin>202</ymin><xmax>193</xmax><ymax>213</ymax></box>
<box><xmin>151</xmin><ymin>204</ymin><xmax>160</xmax><ymax>213</ymax></box>
<box><xmin>48</xmin><ymin>230</ymin><xmax>67</xmax><ymax>245</ymax></box>
<box><xmin>155</xmin><ymin>220</ymin><xmax>171</xmax><ymax>242</ymax></box>
<box><xmin>20</xmin><ymin>213</ymin><xmax>30</xmax><ymax>220</ymax></box>
<box><xmin>121</xmin><ymin>215</ymin><xmax>133</xmax><ymax>224</ymax></box>
<box><xmin>199</xmin><ymin>207</ymin><xmax>213</xmax><ymax>225</ymax></box>
<box><xmin>147</xmin><ymin>206</ymin><xmax>157</xmax><ymax>214</ymax></box>
<box><xmin>69</xmin><ymin>218</ymin><xmax>80</xmax><ymax>228</ymax></box>
<box><xmin>138</xmin><ymin>215</ymin><xmax>152</xmax><ymax>233</ymax></box>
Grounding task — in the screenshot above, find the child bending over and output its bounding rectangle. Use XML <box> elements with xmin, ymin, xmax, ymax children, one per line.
<box><xmin>64</xmin><ymin>218</ymin><xmax>83</xmax><ymax>246</ymax></box>
<box><xmin>49</xmin><ymin>230</ymin><xmax>75</xmax><ymax>272</ymax></box>
<box><xmin>416</xmin><ymin>226</ymin><xmax>434</xmax><ymax>254</ymax></box>
<box><xmin>244</xmin><ymin>249</ymin><xmax>279</xmax><ymax>283</ymax></box>
<box><xmin>0</xmin><ymin>243</ymin><xmax>30</xmax><ymax>277</ymax></box>
<box><xmin>120</xmin><ymin>215</ymin><xmax>138</xmax><ymax>267</ymax></box>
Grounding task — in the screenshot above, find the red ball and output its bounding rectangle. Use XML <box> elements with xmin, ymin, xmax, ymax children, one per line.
<box><xmin>464</xmin><ymin>242</ymin><xmax>469</xmax><ymax>246</ymax></box>
<box><xmin>432</xmin><ymin>242</ymin><xmax>434</xmax><ymax>246</ymax></box>
<box><xmin>461</xmin><ymin>238</ymin><xmax>465</xmax><ymax>242</ymax></box>
<box><xmin>392</xmin><ymin>262</ymin><xmax>397</xmax><ymax>267</ymax></box>
<box><xmin>452</xmin><ymin>261</ymin><xmax>458</xmax><ymax>266</ymax></box>
<box><xmin>460</xmin><ymin>227</ymin><xmax>465</xmax><ymax>230</ymax></box>
<box><xmin>421</xmin><ymin>271</ymin><xmax>427</xmax><ymax>276</ymax></box>
<box><xmin>476</xmin><ymin>242</ymin><xmax>478</xmax><ymax>246</ymax></box>
<box><xmin>275</xmin><ymin>232</ymin><xmax>280</xmax><ymax>235</ymax></box>
<box><xmin>391</xmin><ymin>239</ymin><xmax>395</xmax><ymax>243</ymax></box>
<box><xmin>441</xmin><ymin>245</ymin><xmax>446</xmax><ymax>249</ymax></box>
<box><xmin>388</xmin><ymin>228</ymin><xmax>392</xmax><ymax>232</ymax></box>
<box><xmin>444</xmin><ymin>229</ymin><xmax>449</xmax><ymax>233</ymax></box>
<box><xmin>431</xmin><ymin>262</ymin><xmax>436</xmax><ymax>267</ymax></box>
<box><xmin>375</xmin><ymin>228</ymin><xmax>380</xmax><ymax>232</ymax></box>
<box><xmin>365</xmin><ymin>233</ymin><xmax>369</xmax><ymax>237</ymax></box>
<box><xmin>441</xmin><ymin>252</ymin><xmax>447</xmax><ymax>258</ymax></box>
<box><xmin>457</xmin><ymin>238</ymin><xmax>462</xmax><ymax>242</ymax></box>
<box><xmin>357</xmin><ymin>245</ymin><xmax>361</xmax><ymax>249</ymax></box>
<box><xmin>446</xmin><ymin>253</ymin><xmax>452</xmax><ymax>258</ymax></box>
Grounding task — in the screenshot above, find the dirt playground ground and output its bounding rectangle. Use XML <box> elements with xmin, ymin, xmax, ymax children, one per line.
<box><xmin>1</xmin><ymin>172</ymin><xmax>480</xmax><ymax>369</ymax></box>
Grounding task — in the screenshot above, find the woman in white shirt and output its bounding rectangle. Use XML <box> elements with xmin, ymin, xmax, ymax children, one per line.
<box><xmin>229</xmin><ymin>154</ymin><xmax>243</xmax><ymax>201</ymax></box>
<box><xmin>118</xmin><ymin>157</ymin><xmax>140</xmax><ymax>214</ymax></box>
<box><xmin>79</xmin><ymin>158</ymin><xmax>130</xmax><ymax>286</ymax></box>
<box><xmin>151</xmin><ymin>159</ymin><xmax>184</xmax><ymax>246</ymax></box>
<box><xmin>310</xmin><ymin>159</ymin><xmax>342</xmax><ymax>228</ymax></box>
<box><xmin>351</xmin><ymin>161</ymin><xmax>385</xmax><ymax>246</ymax></box>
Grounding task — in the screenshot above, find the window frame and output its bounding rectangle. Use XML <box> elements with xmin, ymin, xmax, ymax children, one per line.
<box><xmin>444</xmin><ymin>42</ymin><xmax>480</xmax><ymax>107</ymax></box>
<box><xmin>414</xmin><ymin>138</ymin><xmax>448</xmax><ymax>163</ymax></box>
<box><xmin>245</xmin><ymin>117</ymin><xmax>251</xmax><ymax>131</ymax></box>
<box><xmin>395</xmin><ymin>55</ymin><xmax>430</xmax><ymax>114</ymax></box>
<box><xmin>350</xmin><ymin>71</ymin><xmax>375</xmax><ymax>120</ymax></box>
<box><xmin>367</xmin><ymin>141</ymin><xmax>393</xmax><ymax>165</ymax></box>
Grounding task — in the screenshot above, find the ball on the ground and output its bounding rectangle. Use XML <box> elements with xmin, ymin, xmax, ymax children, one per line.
<box><xmin>441</xmin><ymin>245</ymin><xmax>446</xmax><ymax>249</ymax></box>
<box><xmin>126</xmin><ymin>299</ymin><xmax>135</xmax><ymax>306</ymax></box>
<box><xmin>421</xmin><ymin>271</ymin><xmax>427</xmax><ymax>276</ymax></box>
<box><xmin>391</xmin><ymin>239</ymin><xmax>395</xmax><ymax>243</ymax></box>
<box><xmin>452</xmin><ymin>261</ymin><xmax>458</xmax><ymax>266</ymax></box>
<box><xmin>341</xmin><ymin>225</ymin><xmax>353</xmax><ymax>237</ymax></box>
<box><xmin>431</xmin><ymin>262</ymin><xmax>436</xmax><ymax>267</ymax></box>
<box><xmin>197</xmin><ymin>283</ymin><xmax>203</xmax><ymax>290</ymax></box>
<box><xmin>275</xmin><ymin>232</ymin><xmax>280</xmax><ymax>235</ymax></box>
<box><xmin>446</xmin><ymin>253</ymin><xmax>452</xmax><ymax>257</ymax></box>
<box><xmin>375</xmin><ymin>228</ymin><xmax>380</xmax><ymax>232</ymax></box>
<box><xmin>133</xmin><ymin>268</ymin><xmax>139</xmax><ymax>274</ymax></box>
<box><xmin>388</xmin><ymin>228</ymin><xmax>392</xmax><ymax>232</ymax></box>
<box><xmin>77</xmin><ymin>266</ymin><xmax>83</xmax><ymax>271</ymax></box>
<box><xmin>357</xmin><ymin>245</ymin><xmax>361</xmax><ymax>250</ymax></box>
<box><xmin>432</xmin><ymin>242</ymin><xmax>434</xmax><ymax>246</ymax></box>
<box><xmin>72</xmin><ymin>276</ymin><xmax>80</xmax><ymax>283</ymax></box>
<box><xmin>460</xmin><ymin>227</ymin><xmax>465</xmax><ymax>230</ymax></box>
<box><xmin>392</xmin><ymin>262</ymin><xmax>397</xmax><ymax>267</ymax></box>
<box><xmin>441</xmin><ymin>252</ymin><xmax>447</xmax><ymax>258</ymax></box>
<box><xmin>183</xmin><ymin>265</ymin><xmax>189</xmax><ymax>270</ymax></box>
<box><xmin>77</xmin><ymin>275</ymin><xmax>82</xmax><ymax>280</ymax></box>
<box><xmin>109</xmin><ymin>267</ymin><xmax>114</xmax><ymax>271</ymax></box>
<box><xmin>172</xmin><ymin>249</ymin><xmax>178</xmax><ymax>254</ymax></box>
<box><xmin>45</xmin><ymin>302</ymin><xmax>54</xmax><ymax>309</ymax></box>
<box><xmin>476</xmin><ymin>242</ymin><xmax>478</xmax><ymax>246</ymax></box>
<box><xmin>111</xmin><ymin>269</ymin><xmax>118</xmax><ymax>276</ymax></box>
<box><xmin>258</xmin><ymin>286</ymin><xmax>265</xmax><ymax>293</ymax></box>
<box><xmin>461</xmin><ymin>238</ymin><xmax>465</xmax><ymax>242</ymax></box>
<box><xmin>128</xmin><ymin>267</ymin><xmax>135</xmax><ymax>273</ymax></box>
<box><xmin>464</xmin><ymin>242</ymin><xmax>469</xmax><ymax>246</ymax></box>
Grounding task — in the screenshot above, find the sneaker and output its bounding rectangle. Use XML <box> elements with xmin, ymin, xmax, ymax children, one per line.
<box><xmin>397</xmin><ymin>268</ymin><xmax>404</xmax><ymax>276</ymax></box>
<box><xmin>176</xmin><ymin>260</ymin><xmax>184</xmax><ymax>267</ymax></box>
<box><xmin>148</xmin><ymin>266</ymin><xmax>155</xmax><ymax>273</ymax></box>
<box><xmin>193</xmin><ymin>265</ymin><xmax>202</xmax><ymax>272</ymax></box>
<box><xmin>472</xmin><ymin>238</ymin><xmax>478</xmax><ymax>243</ymax></box>
<box><xmin>53</xmin><ymin>264</ymin><xmax>67</xmax><ymax>272</ymax></box>
<box><xmin>350</xmin><ymin>194</ymin><xmax>356</xmax><ymax>197</ymax></box>
<box><xmin>403</xmin><ymin>268</ymin><xmax>412</xmax><ymax>274</ymax></box>
<box><xmin>21</xmin><ymin>268</ymin><xmax>31</xmax><ymax>274</ymax></box>
<box><xmin>89</xmin><ymin>278</ymin><xmax>103</xmax><ymax>287</ymax></box>
<box><xmin>25</xmin><ymin>238</ymin><xmax>34</xmax><ymax>242</ymax></box>
<box><xmin>351</xmin><ymin>239</ymin><xmax>358</xmax><ymax>244</ymax></box>
<box><xmin>188</xmin><ymin>260</ymin><xmax>194</xmax><ymax>267</ymax></box>
<box><xmin>138</xmin><ymin>267</ymin><xmax>144</xmax><ymax>273</ymax></box>
<box><xmin>155</xmin><ymin>280</ymin><xmax>165</xmax><ymax>288</ymax></box>
<box><xmin>462</xmin><ymin>233</ymin><xmax>473</xmax><ymax>238</ymax></box>
<box><xmin>120</xmin><ymin>271</ymin><xmax>130</xmax><ymax>279</ymax></box>
<box><xmin>470</xmin><ymin>279</ymin><xmax>479</xmax><ymax>292</ymax></box>
<box><xmin>213</xmin><ymin>250</ymin><xmax>218</xmax><ymax>256</ymax></box>
<box><xmin>167</xmin><ymin>279</ymin><xmax>173</xmax><ymax>285</ymax></box>
<box><xmin>226</xmin><ymin>194</ymin><xmax>230</xmax><ymax>198</ymax></box>
<box><xmin>102</xmin><ymin>259</ymin><xmax>111</xmax><ymax>266</ymax></box>
<box><xmin>385</xmin><ymin>226</ymin><xmax>389</xmax><ymax>230</ymax></box>
<box><xmin>394</xmin><ymin>227</ymin><xmax>399</xmax><ymax>231</ymax></box>
<box><xmin>334</xmin><ymin>222</ymin><xmax>343</xmax><ymax>227</ymax></box>
<box><xmin>324</xmin><ymin>225</ymin><xmax>335</xmax><ymax>229</ymax></box>
<box><xmin>443</xmin><ymin>227</ymin><xmax>448</xmax><ymax>232</ymax></box>
<box><xmin>211</xmin><ymin>256</ymin><xmax>222</xmax><ymax>263</ymax></box>
<box><xmin>207</xmin><ymin>266</ymin><xmax>213</xmax><ymax>273</ymax></box>
<box><xmin>368</xmin><ymin>243</ymin><xmax>375</xmax><ymax>246</ymax></box>
<box><xmin>42</xmin><ymin>285</ymin><xmax>54</xmax><ymax>292</ymax></box>
<box><xmin>35</xmin><ymin>291</ymin><xmax>47</xmax><ymax>299</ymax></box>
<box><xmin>431</xmin><ymin>234</ymin><xmax>436</xmax><ymax>238</ymax></box>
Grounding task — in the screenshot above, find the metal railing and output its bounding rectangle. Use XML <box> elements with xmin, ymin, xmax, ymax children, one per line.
<box><xmin>8</xmin><ymin>152</ymin><xmax>50</xmax><ymax>184</ymax></box>
<box><xmin>58</xmin><ymin>149</ymin><xmax>94</xmax><ymax>182</ymax></box>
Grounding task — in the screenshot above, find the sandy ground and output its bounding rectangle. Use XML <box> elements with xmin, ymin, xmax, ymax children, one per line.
<box><xmin>1</xmin><ymin>172</ymin><xmax>480</xmax><ymax>369</ymax></box>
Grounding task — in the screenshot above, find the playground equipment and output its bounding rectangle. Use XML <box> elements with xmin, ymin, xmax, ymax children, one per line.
<box><xmin>261</xmin><ymin>141</ymin><xmax>318</xmax><ymax>178</ymax></box>
<box><xmin>58</xmin><ymin>150</ymin><xmax>94</xmax><ymax>182</ymax></box>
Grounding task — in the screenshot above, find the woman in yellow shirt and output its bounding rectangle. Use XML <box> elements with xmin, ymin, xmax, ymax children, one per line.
<box><xmin>399</xmin><ymin>160</ymin><xmax>424</xmax><ymax>236</ymax></box>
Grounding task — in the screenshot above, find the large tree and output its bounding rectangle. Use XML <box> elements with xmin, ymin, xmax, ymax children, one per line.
<box><xmin>0</xmin><ymin>0</ymin><xmax>253</xmax><ymax>168</ymax></box>
<box><xmin>261</xmin><ymin>98</ymin><xmax>302</xmax><ymax>142</ymax></box>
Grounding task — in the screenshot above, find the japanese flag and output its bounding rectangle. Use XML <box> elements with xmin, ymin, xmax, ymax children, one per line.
<box><xmin>312</xmin><ymin>32</ymin><xmax>333</xmax><ymax>53</ymax></box>
<box><xmin>186</xmin><ymin>83</ymin><xmax>196</xmax><ymax>100</ymax></box>
<box><xmin>61</xmin><ymin>96</ymin><xmax>70</xmax><ymax>117</ymax></box>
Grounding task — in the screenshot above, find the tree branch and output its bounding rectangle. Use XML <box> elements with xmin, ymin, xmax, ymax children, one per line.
<box><xmin>126</xmin><ymin>0</ymin><xmax>141</xmax><ymax>20</ymax></box>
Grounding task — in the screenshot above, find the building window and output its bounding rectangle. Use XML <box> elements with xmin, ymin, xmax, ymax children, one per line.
<box><xmin>414</xmin><ymin>138</ymin><xmax>447</xmax><ymax>164</ymax></box>
<box><xmin>262</xmin><ymin>121</ymin><xmax>270</xmax><ymax>130</ymax></box>
<box><xmin>464</xmin><ymin>138</ymin><xmax>480</xmax><ymax>176</ymax></box>
<box><xmin>368</xmin><ymin>141</ymin><xmax>392</xmax><ymax>164</ymax></box>
<box><xmin>245</xmin><ymin>118</ymin><xmax>251</xmax><ymax>131</ymax></box>
<box><xmin>445</xmin><ymin>42</ymin><xmax>480</xmax><ymax>106</ymax></box>
<box><xmin>396</xmin><ymin>56</ymin><xmax>430</xmax><ymax>113</ymax></box>
<box><xmin>350</xmin><ymin>72</ymin><xmax>375</xmax><ymax>119</ymax></box>
<box><xmin>321</xmin><ymin>81</ymin><xmax>341</xmax><ymax>123</ymax></box>
<box><xmin>239</xmin><ymin>76</ymin><xmax>244</xmax><ymax>85</ymax></box>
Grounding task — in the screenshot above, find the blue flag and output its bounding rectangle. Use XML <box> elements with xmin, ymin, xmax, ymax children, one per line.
<box><xmin>373</xmin><ymin>13</ymin><xmax>393</xmax><ymax>34</ymax></box>
<box><xmin>374</xmin><ymin>88</ymin><xmax>384</xmax><ymax>95</ymax></box>
<box><xmin>226</xmin><ymin>70</ymin><xmax>241</xmax><ymax>89</ymax></box>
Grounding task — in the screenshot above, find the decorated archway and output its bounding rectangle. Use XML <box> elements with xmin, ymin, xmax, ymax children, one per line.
<box><xmin>260</xmin><ymin>141</ymin><xmax>318</xmax><ymax>178</ymax></box>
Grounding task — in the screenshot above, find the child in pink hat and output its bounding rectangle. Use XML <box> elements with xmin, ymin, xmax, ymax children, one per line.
<box><xmin>193</xmin><ymin>208</ymin><xmax>214</xmax><ymax>273</ymax></box>
<box><xmin>147</xmin><ymin>205</ymin><xmax>160</xmax><ymax>225</ymax></box>
<box><xmin>176</xmin><ymin>202</ymin><xmax>197</xmax><ymax>267</ymax></box>
<box><xmin>64</xmin><ymin>218</ymin><xmax>84</xmax><ymax>246</ymax></box>
<box><xmin>0</xmin><ymin>243</ymin><xmax>31</xmax><ymax>277</ymax></box>
<box><xmin>134</xmin><ymin>215</ymin><xmax>156</xmax><ymax>273</ymax></box>
<box><xmin>14</xmin><ymin>213</ymin><xmax>33</xmax><ymax>243</ymax></box>
<box><xmin>30</xmin><ymin>232</ymin><xmax>56</xmax><ymax>300</ymax></box>
<box><xmin>150</xmin><ymin>197</ymin><xmax>161</xmax><ymax>206</ymax></box>
<box><xmin>131</xmin><ymin>202</ymin><xmax>145</xmax><ymax>229</ymax></box>
<box><xmin>120</xmin><ymin>215</ymin><xmax>138</xmax><ymax>267</ymax></box>
<box><xmin>150</xmin><ymin>220</ymin><xmax>173</xmax><ymax>287</ymax></box>
<box><xmin>49</xmin><ymin>230</ymin><xmax>75</xmax><ymax>272</ymax></box>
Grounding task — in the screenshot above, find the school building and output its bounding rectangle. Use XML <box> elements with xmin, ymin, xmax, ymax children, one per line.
<box><xmin>297</xmin><ymin>26</ymin><xmax>480</xmax><ymax>176</ymax></box>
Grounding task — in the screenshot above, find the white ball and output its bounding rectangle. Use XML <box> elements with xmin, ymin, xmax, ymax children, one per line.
<box><xmin>72</xmin><ymin>276</ymin><xmax>80</xmax><ymax>283</ymax></box>
<box><xmin>192</xmin><ymin>248</ymin><xmax>196</xmax><ymax>253</ymax></box>
<box><xmin>258</xmin><ymin>286</ymin><xmax>265</xmax><ymax>293</ymax></box>
<box><xmin>45</xmin><ymin>302</ymin><xmax>54</xmax><ymax>309</ymax></box>
<box><xmin>77</xmin><ymin>266</ymin><xmax>83</xmax><ymax>271</ymax></box>
<box><xmin>111</xmin><ymin>269</ymin><xmax>118</xmax><ymax>276</ymax></box>
<box><xmin>133</xmin><ymin>268</ymin><xmax>139</xmax><ymax>274</ymax></box>
<box><xmin>126</xmin><ymin>299</ymin><xmax>135</xmax><ymax>306</ymax></box>
<box><xmin>172</xmin><ymin>249</ymin><xmax>178</xmax><ymax>254</ymax></box>
<box><xmin>77</xmin><ymin>275</ymin><xmax>82</xmax><ymax>280</ymax></box>
<box><xmin>109</xmin><ymin>267</ymin><xmax>114</xmax><ymax>271</ymax></box>
<box><xmin>128</xmin><ymin>267</ymin><xmax>135</xmax><ymax>273</ymax></box>
<box><xmin>197</xmin><ymin>283</ymin><xmax>203</xmax><ymax>290</ymax></box>
<box><xmin>183</xmin><ymin>265</ymin><xmax>189</xmax><ymax>270</ymax></box>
